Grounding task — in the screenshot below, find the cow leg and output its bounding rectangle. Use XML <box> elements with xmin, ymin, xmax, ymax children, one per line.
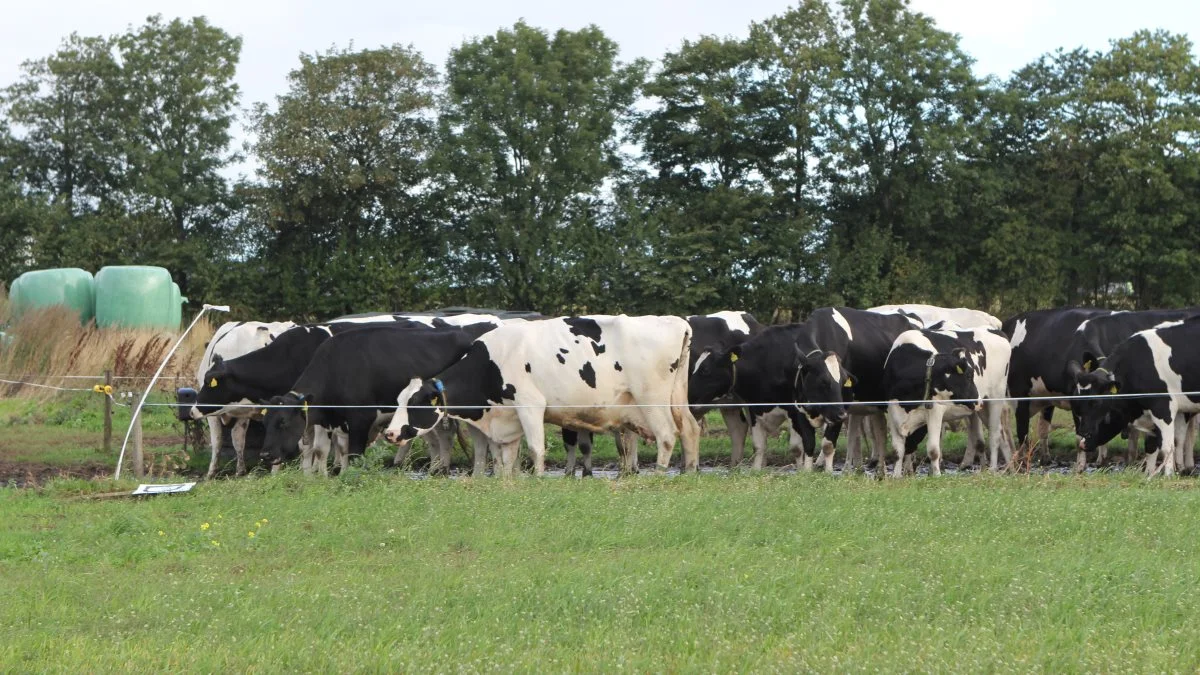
<box><xmin>465</xmin><ymin>426</ymin><xmax>490</xmax><ymax>476</ymax></box>
<box><xmin>961</xmin><ymin>413</ymin><xmax>980</xmax><ymax>469</ymax></box>
<box><xmin>205</xmin><ymin>417</ymin><xmax>224</xmax><ymax>479</ymax></box>
<box><xmin>986</xmin><ymin>402</ymin><xmax>1005</xmax><ymax>472</ymax></box>
<box><xmin>497</xmin><ymin>440</ymin><xmax>521</xmax><ymax>478</ymax></box>
<box><xmin>887</xmin><ymin>403</ymin><xmax>909</xmax><ymax>479</ymax></box>
<box><xmin>579</xmin><ymin>433</ymin><xmax>594</xmax><ymax>477</ymax></box>
<box><xmin>904</xmin><ymin>429</ymin><xmax>926</xmax><ymax>475</ymax></box>
<box><xmin>1014</xmin><ymin>400</ymin><xmax>1032</xmax><ymax>454</ymax></box>
<box><xmin>617</xmin><ymin>430</ymin><xmax>640</xmax><ymax>475</ymax></box>
<box><xmin>844</xmin><ymin>416</ymin><xmax>862</xmax><ymax>473</ymax></box>
<box><xmin>391</xmin><ymin>441</ymin><xmax>412</xmax><ymax>470</ymax></box>
<box><xmin>869</xmin><ymin>413</ymin><xmax>887</xmax><ymax>472</ymax></box>
<box><xmin>924</xmin><ymin>405</ymin><xmax>947</xmax><ymax>476</ymax></box>
<box><xmin>232</xmin><ymin>418</ymin><xmax>249</xmax><ymax>476</ymax></box>
<box><xmin>1036</xmin><ymin>405</ymin><xmax>1054</xmax><ymax>461</ymax></box>
<box><xmin>821</xmin><ymin>422</ymin><xmax>842</xmax><ymax>473</ymax></box>
<box><xmin>515</xmin><ymin>405</ymin><xmax>548</xmax><ymax>476</ymax></box>
<box><xmin>1154</xmin><ymin>416</ymin><xmax>1177</xmax><ymax>477</ymax></box>
<box><xmin>748</xmin><ymin>416</ymin><xmax>769</xmax><ymax>471</ymax></box>
<box><xmin>722</xmin><ymin>407</ymin><xmax>749</xmax><ymax>468</ymax></box>
<box><xmin>562</xmin><ymin>428</ymin><xmax>578</xmax><ymax>477</ymax></box>
<box><xmin>309</xmin><ymin>426</ymin><xmax>332</xmax><ymax>477</ymax></box>
<box><xmin>332</xmin><ymin>429</ymin><xmax>350</xmax><ymax>474</ymax></box>
<box><xmin>679</xmin><ymin>410</ymin><xmax>701</xmax><ymax>473</ymax></box>
<box><xmin>1183</xmin><ymin>415</ymin><xmax>1198</xmax><ymax>474</ymax></box>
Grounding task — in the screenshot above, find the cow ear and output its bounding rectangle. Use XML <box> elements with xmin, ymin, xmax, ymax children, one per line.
<box><xmin>841</xmin><ymin>370</ymin><xmax>857</xmax><ymax>389</ymax></box>
<box><xmin>212</xmin><ymin>354</ymin><xmax>224</xmax><ymax>367</ymax></box>
<box><xmin>952</xmin><ymin>348</ymin><xmax>969</xmax><ymax>375</ymax></box>
<box><xmin>727</xmin><ymin>345</ymin><xmax>741</xmax><ymax>364</ymax></box>
<box><xmin>1081</xmin><ymin>350</ymin><xmax>1100</xmax><ymax>372</ymax></box>
<box><xmin>1066</xmin><ymin>360</ymin><xmax>1084</xmax><ymax>382</ymax></box>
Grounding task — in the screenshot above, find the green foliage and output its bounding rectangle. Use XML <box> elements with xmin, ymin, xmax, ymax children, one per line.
<box><xmin>437</xmin><ymin>21</ymin><xmax>647</xmax><ymax>313</ymax></box>
<box><xmin>246</xmin><ymin>44</ymin><xmax>442</xmax><ymax>319</ymax></box>
<box><xmin>4</xmin><ymin>7</ymin><xmax>1200</xmax><ymax>318</ymax></box>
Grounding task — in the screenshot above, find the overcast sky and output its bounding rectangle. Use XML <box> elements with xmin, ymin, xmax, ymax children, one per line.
<box><xmin>2</xmin><ymin>0</ymin><xmax>1197</xmax><ymax>176</ymax></box>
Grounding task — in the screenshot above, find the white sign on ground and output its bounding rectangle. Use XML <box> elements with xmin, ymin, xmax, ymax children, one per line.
<box><xmin>131</xmin><ymin>482</ymin><xmax>196</xmax><ymax>496</ymax></box>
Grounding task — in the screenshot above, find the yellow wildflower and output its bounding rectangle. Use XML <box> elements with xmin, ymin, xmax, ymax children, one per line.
<box><xmin>157</xmin><ymin>531</ymin><xmax>165</xmax><ymax>537</ymax></box>
<box><xmin>248</xmin><ymin>531</ymin><xmax>256</xmax><ymax>538</ymax></box>
<box><xmin>211</xmin><ymin>540</ymin><xmax>220</xmax><ymax>547</ymax></box>
<box><xmin>261</xmin><ymin>518</ymin><xmax>268</xmax><ymax>523</ymax></box>
<box><xmin>200</xmin><ymin>522</ymin><xmax>210</xmax><ymax>531</ymax></box>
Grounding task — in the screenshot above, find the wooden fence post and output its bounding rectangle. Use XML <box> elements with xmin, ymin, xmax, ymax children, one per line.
<box><xmin>103</xmin><ymin>370</ymin><xmax>112</xmax><ymax>454</ymax></box>
<box><xmin>132</xmin><ymin>393</ymin><xmax>144</xmax><ymax>479</ymax></box>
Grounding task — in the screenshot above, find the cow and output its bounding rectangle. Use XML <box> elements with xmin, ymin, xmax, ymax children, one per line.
<box><xmin>870</xmin><ymin>304</ymin><xmax>1003</xmax><ymax>330</ymax></box>
<box><xmin>383</xmin><ymin>315</ymin><xmax>701</xmax><ymax>476</ymax></box>
<box><xmin>1075</xmin><ymin>318</ymin><xmax>1200</xmax><ymax>476</ymax></box>
<box><xmin>686</xmin><ymin>311</ymin><xmax>765</xmax><ymax>466</ymax></box>
<box><xmin>1003</xmin><ymin>308</ymin><xmax>1114</xmax><ymax>459</ymax></box>
<box><xmin>879</xmin><ymin>325</ymin><xmax>1013</xmax><ymax>476</ymax></box>
<box><xmin>1062</xmin><ymin>309</ymin><xmax>1200</xmax><ymax>468</ymax></box>
<box><xmin>562</xmin><ymin>311</ymin><xmax>763</xmax><ymax>476</ymax></box>
<box><xmin>258</xmin><ymin>325</ymin><xmax>491</xmax><ymax>476</ymax></box>
<box><xmin>195</xmin><ymin>320</ymin><xmax>295</xmax><ymax>478</ymax></box>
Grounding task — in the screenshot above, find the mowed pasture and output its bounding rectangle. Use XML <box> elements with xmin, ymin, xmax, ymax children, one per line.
<box><xmin>4</xmin><ymin>471</ymin><xmax>1200</xmax><ymax>671</ymax></box>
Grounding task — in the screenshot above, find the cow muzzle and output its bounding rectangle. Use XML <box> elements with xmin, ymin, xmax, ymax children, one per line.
<box><xmin>188</xmin><ymin>406</ymin><xmax>204</xmax><ymax>421</ymax></box>
<box><xmin>383</xmin><ymin>426</ymin><xmax>417</xmax><ymax>445</ymax></box>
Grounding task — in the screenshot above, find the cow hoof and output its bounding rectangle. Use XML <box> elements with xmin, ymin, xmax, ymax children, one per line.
<box><xmin>581</xmin><ymin>468</ymin><xmax>592</xmax><ymax>478</ymax></box>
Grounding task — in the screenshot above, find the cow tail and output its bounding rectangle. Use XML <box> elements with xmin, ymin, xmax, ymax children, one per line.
<box><xmin>672</xmin><ymin>326</ymin><xmax>693</xmax><ymax>428</ymax></box>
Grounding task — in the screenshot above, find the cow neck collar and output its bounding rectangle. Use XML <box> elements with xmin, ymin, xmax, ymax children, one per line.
<box><xmin>288</xmin><ymin>390</ymin><xmax>309</xmax><ymax>422</ymax></box>
<box><xmin>921</xmin><ymin>355</ymin><xmax>936</xmax><ymax>409</ymax></box>
<box><xmin>432</xmin><ymin>379</ymin><xmax>448</xmax><ymax>410</ymax></box>
<box><xmin>794</xmin><ymin>348</ymin><xmax>821</xmax><ymax>396</ymax></box>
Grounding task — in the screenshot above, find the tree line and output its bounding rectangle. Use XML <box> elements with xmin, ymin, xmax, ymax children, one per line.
<box><xmin>2</xmin><ymin>0</ymin><xmax>1199</xmax><ymax>323</ymax></box>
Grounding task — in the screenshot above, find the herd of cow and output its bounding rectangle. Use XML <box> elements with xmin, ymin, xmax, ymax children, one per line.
<box><xmin>184</xmin><ymin>304</ymin><xmax>1200</xmax><ymax>480</ymax></box>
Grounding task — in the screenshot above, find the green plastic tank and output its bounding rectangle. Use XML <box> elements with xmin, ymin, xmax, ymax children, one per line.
<box><xmin>94</xmin><ymin>266</ymin><xmax>185</xmax><ymax>330</ymax></box>
<box><xmin>9</xmin><ymin>268</ymin><xmax>95</xmax><ymax>323</ymax></box>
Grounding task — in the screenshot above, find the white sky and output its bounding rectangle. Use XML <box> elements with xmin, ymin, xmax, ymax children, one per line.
<box><xmin>2</xmin><ymin>0</ymin><xmax>1198</xmax><ymax>177</ymax></box>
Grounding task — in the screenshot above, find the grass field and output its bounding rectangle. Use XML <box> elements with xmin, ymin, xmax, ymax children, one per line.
<box><xmin>3</xmin><ymin>471</ymin><xmax>1200</xmax><ymax>671</ymax></box>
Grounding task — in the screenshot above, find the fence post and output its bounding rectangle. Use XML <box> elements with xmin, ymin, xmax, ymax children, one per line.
<box><xmin>103</xmin><ymin>370</ymin><xmax>112</xmax><ymax>454</ymax></box>
<box><xmin>132</xmin><ymin>393</ymin><xmax>144</xmax><ymax>479</ymax></box>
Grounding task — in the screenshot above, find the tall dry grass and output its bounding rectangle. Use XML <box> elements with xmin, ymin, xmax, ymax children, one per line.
<box><xmin>0</xmin><ymin>301</ymin><xmax>214</xmax><ymax>398</ymax></box>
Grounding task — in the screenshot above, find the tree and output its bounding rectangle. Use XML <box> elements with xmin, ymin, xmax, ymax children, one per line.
<box><xmin>247</xmin><ymin>44</ymin><xmax>441</xmax><ymax>318</ymax></box>
<box><xmin>822</xmin><ymin>0</ymin><xmax>981</xmax><ymax>306</ymax></box>
<box><xmin>438</xmin><ymin>21</ymin><xmax>646</xmax><ymax>313</ymax></box>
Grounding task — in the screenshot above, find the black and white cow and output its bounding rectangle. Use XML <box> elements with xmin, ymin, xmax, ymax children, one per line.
<box><xmin>258</xmin><ymin>325</ymin><xmax>491</xmax><ymax>476</ymax></box>
<box><xmin>384</xmin><ymin>315</ymin><xmax>701</xmax><ymax>476</ymax></box>
<box><xmin>1062</xmin><ymin>309</ymin><xmax>1200</xmax><ymax>468</ymax></box>
<box><xmin>686</xmin><ymin>311</ymin><xmax>765</xmax><ymax>466</ymax></box>
<box><xmin>195</xmin><ymin>320</ymin><xmax>295</xmax><ymax>477</ymax></box>
<box><xmin>879</xmin><ymin>325</ymin><xmax>1012</xmax><ymax>476</ymax></box>
<box><xmin>1075</xmin><ymin>318</ymin><xmax>1200</xmax><ymax>476</ymax></box>
<box><xmin>1003</xmin><ymin>308</ymin><xmax>1114</xmax><ymax>455</ymax></box>
<box><xmin>870</xmin><ymin>304</ymin><xmax>1002</xmax><ymax>330</ymax></box>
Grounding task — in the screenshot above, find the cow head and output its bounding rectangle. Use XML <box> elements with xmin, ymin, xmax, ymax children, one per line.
<box><xmin>1066</xmin><ymin>351</ymin><xmax>1110</xmax><ymax>428</ymax></box>
<box><xmin>259</xmin><ymin>393</ymin><xmax>308</xmax><ymax>467</ymax></box>
<box><xmin>190</xmin><ymin>356</ymin><xmax>248</xmax><ymax>419</ymax></box>
<box><xmin>795</xmin><ymin>348</ymin><xmax>855</xmax><ymax>426</ymax></box>
<box><xmin>384</xmin><ymin>378</ymin><xmax>446</xmax><ymax>445</ymax></box>
<box><xmin>926</xmin><ymin>348</ymin><xmax>979</xmax><ymax>407</ymax></box>
<box><xmin>688</xmin><ymin>345</ymin><xmax>741</xmax><ymax>405</ymax></box>
<box><xmin>1071</xmin><ymin>365</ymin><xmax>1127</xmax><ymax>451</ymax></box>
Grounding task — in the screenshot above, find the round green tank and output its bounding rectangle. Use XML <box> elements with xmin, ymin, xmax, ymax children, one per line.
<box><xmin>94</xmin><ymin>266</ymin><xmax>185</xmax><ymax>330</ymax></box>
<box><xmin>9</xmin><ymin>268</ymin><xmax>95</xmax><ymax>323</ymax></box>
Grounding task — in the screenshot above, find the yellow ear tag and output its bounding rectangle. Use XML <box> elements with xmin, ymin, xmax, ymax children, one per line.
<box><xmin>1083</xmin><ymin>360</ymin><xmax>1093</xmax><ymax>372</ymax></box>
<box><xmin>729</xmin><ymin>353</ymin><xmax>738</xmax><ymax>363</ymax></box>
<box><xmin>955</xmin><ymin>365</ymin><xmax>964</xmax><ymax>375</ymax></box>
<box><xmin>209</xmin><ymin>378</ymin><xmax>218</xmax><ymax>388</ymax></box>
<box><xmin>431</xmin><ymin>395</ymin><xmax>440</xmax><ymax>406</ymax></box>
<box><xmin>260</xmin><ymin>408</ymin><xmax>268</xmax><ymax>416</ymax></box>
<box><xmin>1110</xmin><ymin>385</ymin><xmax>1118</xmax><ymax>394</ymax></box>
<box><xmin>843</xmin><ymin>378</ymin><xmax>852</xmax><ymax>387</ymax></box>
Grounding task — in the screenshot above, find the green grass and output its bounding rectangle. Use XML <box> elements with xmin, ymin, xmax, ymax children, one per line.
<box><xmin>3</xmin><ymin>472</ymin><xmax>1200</xmax><ymax>671</ymax></box>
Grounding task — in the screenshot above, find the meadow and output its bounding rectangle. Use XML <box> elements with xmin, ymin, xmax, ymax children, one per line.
<box><xmin>3</xmin><ymin>470</ymin><xmax>1200</xmax><ymax>672</ymax></box>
